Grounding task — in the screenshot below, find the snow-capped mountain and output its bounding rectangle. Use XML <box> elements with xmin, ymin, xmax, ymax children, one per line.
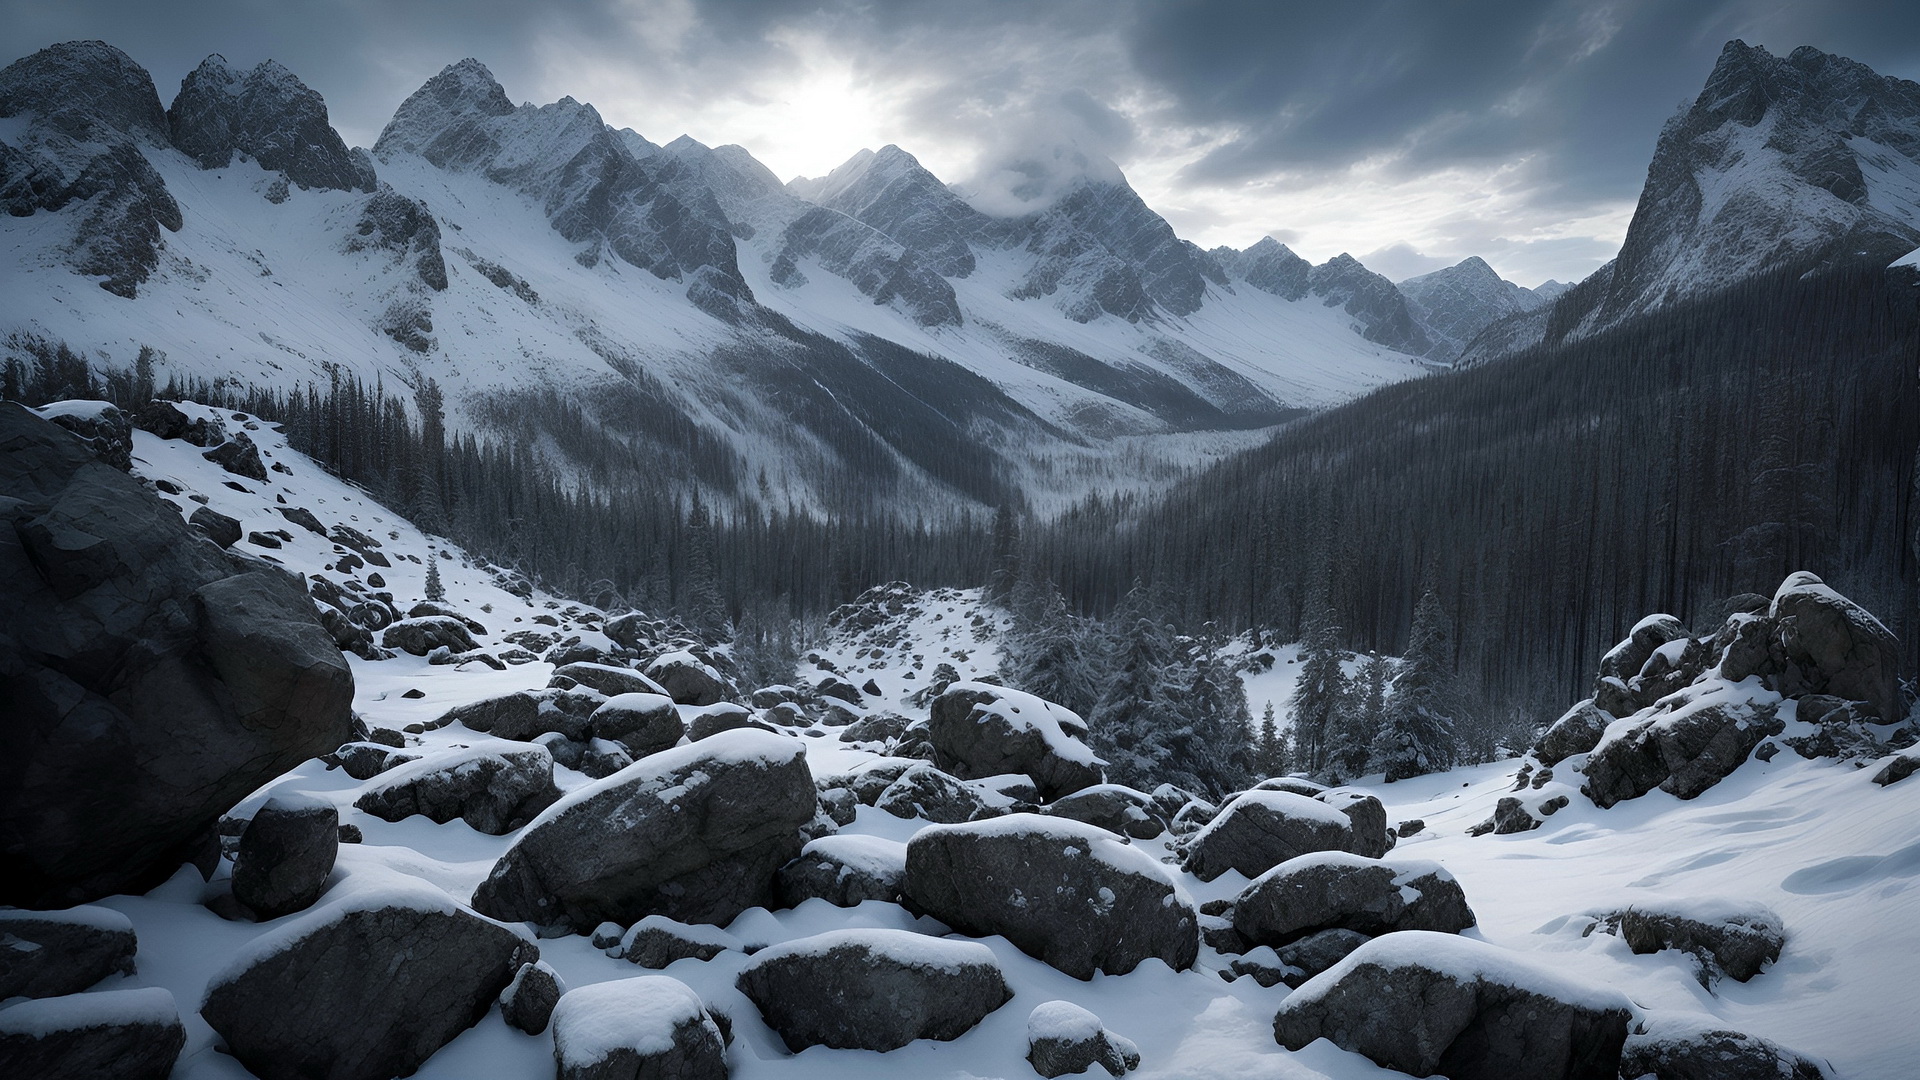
<box><xmin>1467</xmin><ymin>40</ymin><xmax>1920</xmax><ymax>361</ymax></box>
<box><xmin>1</xmin><ymin>42</ymin><xmax>1438</xmax><ymax>514</ymax></box>
<box><xmin>1396</xmin><ymin>257</ymin><xmax>1557</xmax><ymax>360</ymax></box>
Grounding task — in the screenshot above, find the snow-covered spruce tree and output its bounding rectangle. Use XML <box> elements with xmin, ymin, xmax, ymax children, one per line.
<box><xmin>409</xmin><ymin>378</ymin><xmax>449</xmax><ymax>536</ymax></box>
<box><xmin>1089</xmin><ymin>581</ymin><xmax>1179</xmax><ymax>790</ymax></box>
<box><xmin>985</xmin><ymin>502</ymin><xmax>1021</xmax><ymax>606</ymax></box>
<box><xmin>1326</xmin><ymin>651</ymin><xmax>1389</xmax><ymax>778</ymax></box>
<box><xmin>680</xmin><ymin>494</ymin><xmax>728</xmax><ymax>638</ymax></box>
<box><xmin>1163</xmin><ymin>624</ymin><xmax>1252</xmax><ymax>797</ymax></box>
<box><xmin>1290</xmin><ymin>576</ymin><xmax>1349</xmax><ymax>774</ymax></box>
<box><xmin>1004</xmin><ymin>577</ymin><xmax>1098</xmax><ymax>719</ymax></box>
<box><xmin>1373</xmin><ymin>590</ymin><xmax>1462</xmax><ymax>782</ymax></box>
<box><xmin>424</xmin><ymin>556</ymin><xmax>445</xmax><ymax>603</ymax></box>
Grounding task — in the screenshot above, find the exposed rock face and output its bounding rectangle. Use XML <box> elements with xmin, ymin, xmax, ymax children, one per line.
<box><xmin>929</xmin><ymin>683</ymin><xmax>1104</xmax><ymax>801</ymax></box>
<box><xmin>0</xmin><ymin>404</ymin><xmax>354</xmax><ymax>906</ymax></box>
<box><xmin>201</xmin><ymin>878</ymin><xmax>535</xmax><ymax>1080</ymax></box>
<box><xmin>0</xmin><ymin>905</ymin><xmax>138</xmax><ymax>998</ymax></box>
<box><xmin>167</xmin><ymin>54</ymin><xmax>376</xmax><ymax>192</ymax></box>
<box><xmin>1214</xmin><ymin>236</ymin><xmax>1311</xmax><ymax>300</ymax></box>
<box><xmin>1534</xmin><ymin>699</ymin><xmax>1615</xmax><ymax>765</ymax></box>
<box><xmin>551</xmin><ymin>976</ymin><xmax>727</xmax><ymax>1080</ymax></box>
<box><xmin>903</xmin><ymin>814</ymin><xmax>1198</xmax><ymax>980</ymax></box>
<box><xmin>1232</xmin><ymin>852</ymin><xmax>1477</xmax><ymax>948</ymax></box>
<box><xmin>499</xmin><ymin>960</ymin><xmax>565</xmax><ymax>1036</ymax></box>
<box><xmin>232</xmin><ymin>794</ymin><xmax>339</xmax><ymax>919</ymax></box>
<box><xmin>772</xmin><ymin>205</ymin><xmax>963</xmax><ymax>326</ymax></box>
<box><xmin>1583</xmin><ymin>685</ymin><xmax>1784</xmax><ymax>808</ymax></box>
<box><xmin>1306</xmin><ymin>254</ymin><xmax>1432</xmax><ymax>355</ymax></box>
<box><xmin>35</xmin><ymin>401</ymin><xmax>133</xmax><ymax>470</ymax></box>
<box><xmin>775</xmin><ymin>834</ymin><xmax>906</xmax><ymax>907</ymax></box>
<box><xmin>1027</xmin><ymin>179</ymin><xmax>1225</xmax><ymax>320</ymax></box>
<box><xmin>1619</xmin><ymin>1016</ymin><xmax>1830</xmax><ymax>1080</ymax></box>
<box><xmin>350</xmin><ymin>186</ymin><xmax>448</xmax><ymax>292</ymax></box>
<box><xmin>354</xmin><ymin>744</ymin><xmax>561</xmax><ymax>835</ymax></box>
<box><xmin>1026</xmin><ymin>1000</ymin><xmax>1141</xmax><ymax>1079</ymax></box>
<box><xmin>471</xmin><ymin>730</ymin><xmax>815</xmax><ymax>928</ymax></box>
<box><xmin>737</xmin><ymin>928</ymin><xmax>1012</xmax><ymax>1052</ymax></box>
<box><xmin>1398</xmin><ymin>256</ymin><xmax>1548</xmax><ymax>360</ymax></box>
<box><xmin>1271</xmin><ymin>932</ymin><xmax>1633</xmax><ymax>1080</ymax></box>
<box><xmin>1590</xmin><ymin>901</ymin><xmax>1784</xmax><ymax>986</ymax></box>
<box><xmin>1180</xmin><ymin>790</ymin><xmax>1359</xmax><ymax>882</ymax></box>
<box><xmin>809</xmin><ymin>144</ymin><xmax>992</xmax><ymax>277</ymax></box>
<box><xmin>588</xmin><ymin>692</ymin><xmax>683</xmax><ymax>757</ymax></box>
<box><xmin>0</xmin><ymin>986</ymin><xmax>185</xmax><ymax>1080</ymax></box>
<box><xmin>0</xmin><ymin>40</ymin><xmax>170</xmax><ymax>143</ymax></box>
<box><xmin>1766</xmin><ymin>571</ymin><xmax>1904</xmax><ymax>722</ymax></box>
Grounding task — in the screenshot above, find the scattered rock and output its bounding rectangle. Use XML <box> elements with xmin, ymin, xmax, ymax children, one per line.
<box><xmin>551</xmin><ymin>976</ymin><xmax>726</xmax><ymax>1080</ymax></box>
<box><xmin>1272</xmin><ymin>928</ymin><xmax>1371</xmax><ymax>987</ymax></box>
<box><xmin>405</xmin><ymin>600</ymin><xmax>485</xmax><ymax>634</ymax></box>
<box><xmin>930</xmin><ymin>683</ymin><xmax>1105</xmax><ymax>800</ymax></box>
<box><xmin>1619</xmin><ymin>1014</ymin><xmax>1830</xmax><ymax>1080</ymax></box>
<box><xmin>876</xmin><ymin>763</ymin><xmax>990</xmax><ymax>824</ymax></box>
<box><xmin>203</xmin><ymin>432</ymin><xmax>268</xmax><ymax>481</ymax></box>
<box><xmin>1232</xmin><ymin>851</ymin><xmax>1477</xmax><ymax>948</ymax></box>
<box><xmin>1044</xmin><ymin>784</ymin><xmax>1165</xmax><ymax>839</ymax></box>
<box><xmin>776</xmin><ymin>834</ymin><xmax>907</xmax><ymax>907</ymax></box>
<box><xmin>1317</xmin><ymin>790</ymin><xmax>1390</xmax><ymax>857</ymax></box>
<box><xmin>1534</xmin><ymin>699</ymin><xmax>1615</xmax><ymax>766</ymax></box>
<box><xmin>277</xmin><ymin>505</ymin><xmax>325</xmax><ymax>534</ymax></box>
<box><xmin>232</xmin><ymin>794</ymin><xmax>338</xmax><ymax>919</ymax></box>
<box><xmin>687</xmin><ymin>702</ymin><xmax>761</xmax><ymax>742</ymax></box>
<box><xmin>646</xmin><ymin>651</ymin><xmax>731</xmax><ymax>706</ymax></box>
<box><xmin>1181</xmin><ymin>791</ymin><xmax>1358</xmax><ymax>882</ymax></box>
<box><xmin>500</xmin><ymin>960</ymin><xmax>565</xmax><ymax>1036</ymax></box>
<box><xmin>1026</xmin><ymin>999</ymin><xmax>1141</xmax><ymax>1078</ymax></box>
<box><xmin>0</xmin><ymin>905</ymin><xmax>138</xmax><ymax>999</ymax></box>
<box><xmin>381</xmin><ymin>615</ymin><xmax>478</xmax><ymax>656</ymax></box>
<box><xmin>903</xmin><ymin>814</ymin><xmax>1199</xmax><ymax>980</ymax></box>
<box><xmin>1872</xmin><ymin>749</ymin><xmax>1920</xmax><ymax>787</ymax></box>
<box><xmin>1590</xmin><ymin>900</ymin><xmax>1784</xmax><ymax>986</ymax></box>
<box><xmin>1582</xmin><ymin>686</ymin><xmax>1784</xmax><ymax>808</ymax></box>
<box><xmin>616</xmin><ymin>916</ymin><xmax>740</xmax><ymax>967</ymax></box>
<box><xmin>589</xmin><ymin>693</ymin><xmax>683</xmax><ymax>757</ymax></box>
<box><xmin>188</xmin><ymin>504</ymin><xmax>242</xmax><ymax>547</ymax></box>
<box><xmin>551</xmin><ymin>661</ymin><xmax>668</xmax><ymax>698</ymax></box>
<box><xmin>438</xmin><ymin>691</ymin><xmax>544</xmax><ymax>741</ymax></box>
<box><xmin>737</xmin><ymin>928</ymin><xmax>1011</xmax><ymax>1052</ymax></box>
<box><xmin>355</xmin><ymin>744</ymin><xmax>560</xmax><ymax>835</ymax></box>
<box><xmin>0</xmin><ymin>985</ymin><xmax>185</xmax><ymax>1080</ymax></box>
<box><xmin>471</xmin><ymin>730</ymin><xmax>815</xmax><ymax>928</ymax></box>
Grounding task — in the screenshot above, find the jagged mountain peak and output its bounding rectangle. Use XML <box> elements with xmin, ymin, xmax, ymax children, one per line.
<box><xmin>0</xmin><ymin>39</ymin><xmax>170</xmax><ymax>145</ymax></box>
<box><xmin>374</xmin><ymin>58</ymin><xmax>515</xmax><ymax>159</ymax></box>
<box><xmin>169</xmin><ymin>51</ymin><xmax>375</xmax><ymax>193</ymax></box>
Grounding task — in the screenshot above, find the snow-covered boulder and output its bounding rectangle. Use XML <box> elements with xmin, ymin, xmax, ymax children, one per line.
<box><xmin>201</xmin><ymin>870</ymin><xmax>535</xmax><ymax>1080</ymax></box>
<box><xmin>1583</xmin><ymin>682</ymin><xmax>1784</xmax><ymax>807</ymax></box>
<box><xmin>1026</xmin><ymin>1000</ymin><xmax>1141</xmax><ymax>1078</ymax></box>
<box><xmin>1180</xmin><ymin>790</ymin><xmax>1359</xmax><ymax>882</ymax></box>
<box><xmin>1534</xmin><ymin>699</ymin><xmax>1614</xmax><ymax>766</ymax></box>
<box><xmin>1595</xmin><ymin>614</ymin><xmax>1688</xmax><ymax>718</ymax></box>
<box><xmin>736</xmin><ymin>928</ymin><xmax>1011</xmax><ymax>1051</ymax></box>
<box><xmin>876</xmin><ymin>763</ymin><xmax>991</xmax><ymax>823</ymax></box>
<box><xmin>1316</xmin><ymin>789</ymin><xmax>1391</xmax><ymax>857</ymax></box>
<box><xmin>588</xmin><ymin>693</ymin><xmax>683</xmax><ymax>756</ymax></box>
<box><xmin>1044</xmin><ymin>784</ymin><xmax>1165</xmax><ymax>839</ymax></box>
<box><xmin>471</xmin><ymin>729</ymin><xmax>815</xmax><ymax>928</ymax></box>
<box><xmin>552</xmin><ymin>661</ymin><xmax>670</xmax><ymax>698</ymax></box>
<box><xmin>1231</xmin><ymin>852</ymin><xmax>1476</xmax><ymax>948</ymax></box>
<box><xmin>1272</xmin><ymin>932</ymin><xmax>1632</xmax><ymax>1080</ymax></box>
<box><xmin>328</xmin><ymin>741</ymin><xmax>419</xmax><ymax>780</ymax></box>
<box><xmin>0</xmin><ymin>985</ymin><xmax>185</xmax><ymax>1080</ymax></box>
<box><xmin>903</xmin><ymin>814</ymin><xmax>1198</xmax><ymax>980</ymax></box>
<box><xmin>929</xmin><ymin>683</ymin><xmax>1105</xmax><ymax>801</ymax></box>
<box><xmin>34</xmin><ymin>400</ymin><xmax>133</xmax><ymax>470</ymax></box>
<box><xmin>615</xmin><ymin>915</ymin><xmax>741</xmax><ymax>967</ymax></box>
<box><xmin>1589</xmin><ymin>898</ymin><xmax>1784</xmax><ymax>986</ymax></box>
<box><xmin>776</xmin><ymin>834</ymin><xmax>907</xmax><ymax>907</ymax></box>
<box><xmin>499</xmin><ymin>959</ymin><xmax>565</xmax><ymax>1036</ymax></box>
<box><xmin>551</xmin><ymin>976</ymin><xmax>727</xmax><ymax>1080</ymax></box>
<box><xmin>0</xmin><ymin>404</ymin><xmax>353</xmax><ymax>906</ymax></box>
<box><xmin>354</xmin><ymin>744</ymin><xmax>560</xmax><ymax>835</ymax></box>
<box><xmin>1767</xmin><ymin>572</ymin><xmax>1905</xmax><ymax>722</ymax></box>
<box><xmin>440</xmin><ymin>691</ymin><xmax>544</xmax><ymax>739</ymax></box>
<box><xmin>381</xmin><ymin>615</ymin><xmax>477</xmax><ymax>656</ymax></box>
<box><xmin>1268</xmin><ymin>928</ymin><xmax>1371</xmax><ymax>988</ymax></box>
<box><xmin>646</xmin><ymin>650</ymin><xmax>732</xmax><ymax>706</ymax></box>
<box><xmin>0</xmin><ymin>905</ymin><xmax>137</xmax><ymax>999</ymax></box>
<box><xmin>1619</xmin><ymin>1013</ymin><xmax>1831</xmax><ymax>1080</ymax></box>
<box><xmin>232</xmin><ymin>793</ymin><xmax>338</xmax><ymax>919</ymax></box>
<box><xmin>688</xmin><ymin>702</ymin><xmax>768</xmax><ymax>742</ymax></box>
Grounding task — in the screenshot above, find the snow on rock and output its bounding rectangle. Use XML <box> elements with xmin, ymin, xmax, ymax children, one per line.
<box><xmin>353</xmin><ymin>742</ymin><xmax>560</xmax><ymax>836</ymax></box>
<box><xmin>736</xmin><ymin>927</ymin><xmax>1011</xmax><ymax>1052</ymax></box>
<box><xmin>551</xmin><ymin>975</ymin><xmax>726</xmax><ymax>1080</ymax></box>
<box><xmin>929</xmin><ymin>681</ymin><xmax>1104</xmax><ymax>800</ymax></box>
<box><xmin>0</xmin><ymin>985</ymin><xmax>185</xmax><ymax>1080</ymax></box>
<box><xmin>0</xmin><ymin>905</ymin><xmax>137</xmax><ymax>999</ymax></box>
<box><xmin>231</xmin><ymin>793</ymin><xmax>339</xmax><ymax>920</ymax></box>
<box><xmin>1586</xmin><ymin>895</ymin><xmax>1785</xmax><ymax>986</ymax></box>
<box><xmin>775</xmin><ymin>834</ymin><xmax>908</xmax><ymax>907</ymax></box>
<box><xmin>1026</xmin><ymin>1000</ymin><xmax>1141</xmax><ymax>1078</ymax></box>
<box><xmin>499</xmin><ymin>959</ymin><xmax>565</xmax><ymax>1037</ymax></box>
<box><xmin>1273</xmin><ymin>930</ymin><xmax>1634</xmax><ymax>1080</ymax></box>
<box><xmin>615</xmin><ymin>915</ymin><xmax>742</xmax><ymax>968</ymax></box>
<box><xmin>902</xmin><ymin>813</ymin><xmax>1198</xmax><ymax>979</ymax></box>
<box><xmin>1230</xmin><ymin>850</ymin><xmax>1476</xmax><ymax>948</ymax></box>
<box><xmin>1179</xmin><ymin>789</ymin><xmax>1359</xmax><ymax>882</ymax></box>
<box><xmin>1620</xmin><ymin>1011</ymin><xmax>1833</xmax><ymax>1080</ymax></box>
<box><xmin>471</xmin><ymin>729</ymin><xmax>816</xmax><ymax>928</ymax></box>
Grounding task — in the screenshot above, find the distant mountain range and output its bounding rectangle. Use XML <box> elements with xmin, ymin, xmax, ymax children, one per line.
<box><xmin>3</xmin><ymin>38</ymin><xmax>1914</xmax><ymax>509</ymax></box>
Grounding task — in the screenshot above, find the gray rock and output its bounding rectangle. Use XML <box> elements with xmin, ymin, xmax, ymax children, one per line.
<box><xmin>405</xmin><ymin>600</ymin><xmax>486</xmax><ymax>634</ymax></box>
<box><xmin>1872</xmin><ymin>748</ymin><xmax>1920</xmax><ymax>787</ymax></box>
<box><xmin>616</xmin><ymin>915</ymin><xmax>740</xmax><ymax>968</ymax></box>
<box><xmin>438</xmin><ymin>691</ymin><xmax>544</xmax><ymax>740</ymax></box>
<box><xmin>168</xmin><ymin>54</ymin><xmax>376</xmax><ymax>193</ymax></box>
<box><xmin>1026</xmin><ymin>999</ymin><xmax>1141</xmax><ymax>1078</ymax></box>
<box><xmin>876</xmin><ymin>763</ymin><xmax>990</xmax><ymax>824</ymax></box>
<box><xmin>576</xmin><ymin>738</ymin><xmax>634</xmax><ymax>779</ymax></box>
<box><xmin>201</xmin><ymin>883</ymin><xmax>534</xmax><ymax>1080</ymax></box>
<box><xmin>687</xmin><ymin>702</ymin><xmax>761</xmax><ymax>742</ymax></box>
<box><xmin>471</xmin><ymin>730</ymin><xmax>815</xmax><ymax>928</ymax></box>
<box><xmin>837</xmin><ymin>710</ymin><xmax>910</xmax><ymax>743</ymax></box>
<box><xmin>590</xmin><ymin>693</ymin><xmax>684</xmax><ymax>757</ymax></box>
<box><xmin>232</xmin><ymin>794</ymin><xmax>338</xmax><ymax>919</ymax></box>
<box><xmin>0</xmin><ymin>985</ymin><xmax>184</xmax><ymax>1080</ymax></box>
<box><xmin>351</xmin><ymin>185</ymin><xmax>447</xmax><ymax>292</ymax></box>
<box><xmin>1044</xmin><ymin>784</ymin><xmax>1165</xmax><ymax>839</ymax></box>
<box><xmin>1591</xmin><ymin>901</ymin><xmax>1784</xmax><ymax>986</ymax></box>
<box><xmin>552</xmin><ymin>661</ymin><xmax>668</xmax><ymax>698</ymax></box>
<box><xmin>646</xmin><ymin>652</ymin><xmax>731</xmax><ymax>706</ymax></box>
<box><xmin>327</xmin><ymin>741</ymin><xmax>419</xmax><ymax>780</ymax></box>
<box><xmin>0</xmin><ymin>905</ymin><xmax>137</xmax><ymax>999</ymax></box>
<box><xmin>816</xmin><ymin>786</ymin><xmax>858</xmax><ymax>826</ymax></box>
<box><xmin>1596</xmin><ymin>616</ymin><xmax>1689</xmax><ymax>717</ymax></box>
<box><xmin>0</xmin><ymin>405</ymin><xmax>353</xmax><ymax>906</ymax></box>
<box><xmin>929</xmin><ymin>683</ymin><xmax>1104</xmax><ymax>801</ymax></box>
<box><xmin>354</xmin><ymin>744</ymin><xmax>560</xmax><ymax>835</ymax></box>
<box><xmin>277</xmin><ymin>505</ymin><xmax>326</xmax><ymax>534</ymax></box>
<box><xmin>1769</xmin><ymin>572</ymin><xmax>1906</xmax><ymax>722</ymax></box>
<box><xmin>381</xmin><ymin>615</ymin><xmax>477</xmax><ymax>656</ymax></box>
<box><xmin>1232</xmin><ymin>852</ymin><xmax>1476</xmax><ymax>948</ymax></box>
<box><xmin>202</xmin><ymin>431</ymin><xmax>268</xmax><ymax>481</ymax></box>
<box><xmin>1181</xmin><ymin>791</ymin><xmax>1358</xmax><ymax>882</ymax></box>
<box><xmin>1619</xmin><ymin>1017</ymin><xmax>1830</xmax><ymax>1080</ymax></box>
<box><xmin>1273</xmin><ymin>928</ymin><xmax>1370</xmax><ymax>987</ymax></box>
<box><xmin>1317</xmin><ymin>790</ymin><xmax>1390</xmax><ymax>857</ymax></box>
<box><xmin>38</xmin><ymin>402</ymin><xmax>133</xmax><ymax>470</ymax></box>
<box><xmin>776</xmin><ymin>835</ymin><xmax>906</xmax><ymax>907</ymax></box>
<box><xmin>841</xmin><ymin>758</ymin><xmax>924</xmax><ymax>805</ymax></box>
<box><xmin>1534</xmin><ymin>699</ymin><xmax>1615</xmax><ymax>766</ymax></box>
<box><xmin>499</xmin><ymin>959</ymin><xmax>565</xmax><ymax>1036</ymax></box>
<box><xmin>1582</xmin><ymin>690</ymin><xmax>1784</xmax><ymax>808</ymax></box>
<box><xmin>902</xmin><ymin>814</ymin><xmax>1198</xmax><ymax>980</ymax></box>
<box><xmin>1271</xmin><ymin>932</ymin><xmax>1632</xmax><ymax>1080</ymax></box>
<box><xmin>737</xmin><ymin>928</ymin><xmax>1011</xmax><ymax>1051</ymax></box>
<box><xmin>551</xmin><ymin>976</ymin><xmax>727</xmax><ymax>1080</ymax></box>
<box><xmin>189</xmin><ymin>505</ymin><xmax>242</xmax><ymax>547</ymax></box>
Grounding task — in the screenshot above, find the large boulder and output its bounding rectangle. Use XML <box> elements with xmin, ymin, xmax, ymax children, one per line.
<box><xmin>587</xmin><ymin>693</ymin><xmax>683</xmax><ymax>757</ymax></box>
<box><xmin>776</xmin><ymin>834</ymin><xmax>907</xmax><ymax>907</ymax></box>
<box><xmin>1590</xmin><ymin>899</ymin><xmax>1783</xmax><ymax>986</ymax></box>
<box><xmin>929</xmin><ymin>683</ymin><xmax>1105</xmax><ymax>800</ymax></box>
<box><xmin>231</xmin><ymin>793</ymin><xmax>339</xmax><ymax>919</ymax></box>
<box><xmin>34</xmin><ymin>400</ymin><xmax>133</xmax><ymax>471</ymax></box>
<box><xmin>1533</xmin><ymin>699</ymin><xmax>1614</xmax><ymax>766</ymax></box>
<box><xmin>1026</xmin><ymin>1000</ymin><xmax>1141</xmax><ymax>1079</ymax></box>
<box><xmin>736</xmin><ymin>928</ymin><xmax>1011</xmax><ymax>1052</ymax></box>
<box><xmin>1181</xmin><ymin>790</ymin><xmax>1358</xmax><ymax>882</ymax></box>
<box><xmin>0</xmin><ymin>985</ymin><xmax>185</xmax><ymax>1080</ymax></box>
<box><xmin>0</xmin><ymin>905</ymin><xmax>137</xmax><ymax>999</ymax></box>
<box><xmin>1272</xmin><ymin>932</ymin><xmax>1632</xmax><ymax>1080</ymax></box>
<box><xmin>1316</xmin><ymin>790</ymin><xmax>1390</xmax><ymax>857</ymax></box>
<box><xmin>1232</xmin><ymin>851</ymin><xmax>1476</xmax><ymax>948</ymax></box>
<box><xmin>875</xmin><ymin>763</ymin><xmax>991</xmax><ymax>823</ymax></box>
<box><xmin>1767</xmin><ymin>572</ymin><xmax>1905</xmax><ymax>723</ymax></box>
<box><xmin>1044</xmin><ymin>784</ymin><xmax>1165</xmax><ymax>840</ymax></box>
<box><xmin>354</xmin><ymin>744</ymin><xmax>560</xmax><ymax>835</ymax></box>
<box><xmin>471</xmin><ymin>729</ymin><xmax>815</xmax><ymax>928</ymax></box>
<box><xmin>903</xmin><ymin>814</ymin><xmax>1198</xmax><ymax>980</ymax></box>
<box><xmin>0</xmin><ymin>404</ymin><xmax>354</xmax><ymax>906</ymax></box>
<box><xmin>645</xmin><ymin>650</ymin><xmax>731</xmax><ymax>707</ymax></box>
<box><xmin>615</xmin><ymin>915</ymin><xmax>741</xmax><ymax>968</ymax></box>
<box><xmin>201</xmin><ymin>871</ymin><xmax>534</xmax><ymax>1080</ymax></box>
<box><xmin>1582</xmin><ymin>684</ymin><xmax>1784</xmax><ymax>808</ymax></box>
<box><xmin>1594</xmin><ymin>615</ymin><xmax>1688</xmax><ymax>718</ymax></box>
<box><xmin>551</xmin><ymin>976</ymin><xmax>727</xmax><ymax>1080</ymax></box>
<box><xmin>1619</xmin><ymin>1014</ymin><xmax>1830</xmax><ymax>1080</ymax></box>
<box><xmin>381</xmin><ymin>615</ymin><xmax>477</xmax><ymax>656</ymax></box>
<box><xmin>552</xmin><ymin>661</ymin><xmax>669</xmax><ymax>698</ymax></box>
<box><xmin>499</xmin><ymin>959</ymin><xmax>565</xmax><ymax>1036</ymax></box>
<box><xmin>436</xmin><ymin>691</ymin><xmax>545</xmax><ymax>741</ymax></box>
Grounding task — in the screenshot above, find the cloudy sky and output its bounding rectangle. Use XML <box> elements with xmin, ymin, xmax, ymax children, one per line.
<box><xmin>6</xmin><ymin>0</ymin><xmax>1917</xmax><ymax>286</ymax></box>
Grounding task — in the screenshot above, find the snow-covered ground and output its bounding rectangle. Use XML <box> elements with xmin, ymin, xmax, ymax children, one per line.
<box><xmin>19</xmin><ymin>406</ymin><xmax>1920</xmax><ymax>1080</ymax></box>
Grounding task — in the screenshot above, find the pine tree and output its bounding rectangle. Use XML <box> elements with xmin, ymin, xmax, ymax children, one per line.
<box><xmin>1090</xmin><ymin>581</ymin><xmax>1178</xmax><ymax>789</ymax></box>
<box><xmin>410</xmin><ymin>379</ymin><xmax>448</xmax><ymax>535</ymax></box>
<box><xmin>1004</xmin><ymin>577</ymin><xmax>1097</xmax><ymax>718</ymax></box>
<box><xmin>985</xmin><ymin>502</ymin><xmax>1021</xmax><ymax>605</ymax></box>
<box><xmin>1256</xmin><ymin>701</ymin><xmax>1280</xmax><ymax>776</ymax></box>
<box><xmin>681</xmin><ymin>494</ymin><xmax>728</xmax><ymax>637</ymax></box>
<box><xmin>424</xmin><ymin>556</ymin><xmax>445</xmax><ymax>603</ymax></box>
<box><xmin>1328</xmin><ymin>651</ymin><xmax>1389</xmax><ymax>778</ymax></box>
<box><xmin>1373</xmin><ymin>590</ymin><xmax>1462</xmax><ymax>782</ymax></box>
<box><xmin>1290</xmin><ymin>575</ymin><xmax>1349</xmax><ymax>773</ymax></box>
